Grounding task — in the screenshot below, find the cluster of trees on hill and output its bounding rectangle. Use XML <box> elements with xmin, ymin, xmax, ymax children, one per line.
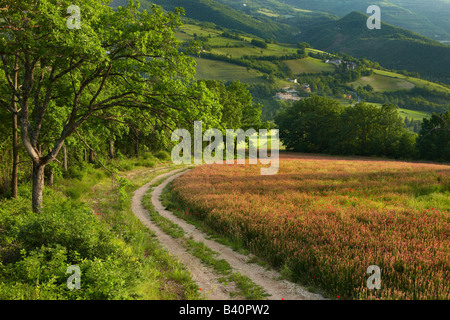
<box><xmin>276</xmin><ymin>96</ymin><xmax>449</xmax><ymax>161</ymax></box>
<box><xmin>354</xmin><ymin>86</ymin><xmax>450</xmax><ymax>115</ymax></box>
<box><xmin>292</xmin><ymin>68</ymin><xmax>450</xmax><ymax>115</ymax></box>
<box><xmin>250</xmin><ymin>39</ymin><xmax>268</xmax><ymax>49</ymax></box>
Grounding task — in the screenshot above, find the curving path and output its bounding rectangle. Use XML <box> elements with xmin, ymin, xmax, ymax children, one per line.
<box><xmin>132</xmin><ymin>168</ymin><xmax>325</xmax><ymax>300</ymax></box>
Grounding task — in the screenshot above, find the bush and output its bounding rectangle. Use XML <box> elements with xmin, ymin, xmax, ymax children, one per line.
<box><xmin>251</xmin><ymin>39</ymin><xmax>268</xmax><ymax>49</ymax></box>
<box><xmin>154</xmin><ymin>150</ymin><xmax>171</xmax><ymax>161</ymax></box>
<box><xmin>0</xmin><ymin>190</ymin><xmax>146</xmax><ymax>300</ymax></box>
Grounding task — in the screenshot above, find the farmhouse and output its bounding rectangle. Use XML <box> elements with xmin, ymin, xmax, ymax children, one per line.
<box><xmin>301</xmin><ymin>83</ymin><xmax>311</xmax><ymax>92</ymax></box>
<box><xmin>275</xmin><ymin>92</ymin><xmax>301</xmax><ymax>101</ymax></box>
<box><xmin>327</xmin><ymin>58</ymin><xmax>342</xmax><ymax>66</ymax></box>
<box><xmin>344</xmin><ymin>61</ymin><xmax>358</xmax><ymax>70</ymax></box>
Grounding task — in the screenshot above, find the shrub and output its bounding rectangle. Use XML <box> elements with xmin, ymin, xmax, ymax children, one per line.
<box><xmin>154</xmin><ymin>150</ymin><xmax>171</xmax><ymax>161</ymax></box>
<box><xmin>0</xmin><ymin>190</ymin><xmax>146</xmax><ymax>300</ymax></box>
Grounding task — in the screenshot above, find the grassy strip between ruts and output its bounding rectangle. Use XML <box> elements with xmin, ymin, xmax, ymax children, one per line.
<box><xmin>141</xmin><ymin>178</ymin><xmax>269</xmax><ymax>300</ymax></box>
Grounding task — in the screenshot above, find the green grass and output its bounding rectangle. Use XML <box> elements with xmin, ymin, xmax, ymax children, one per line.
<box><xmin>373</xmin><ymin>69</ymin><xmax>450</xmax><ymax>95</ymax></box>
<box><xmin>367</xmin><ymin>102</ymin><xmax>431</xmax><ymax>120</ymax></box>
<box><xmin>284</xmin><ymin>57</ymin><xmax>335</xmax><ymax>75</ymax></box>
<box><xmin>209</xmin><ymin>43</ymin><xmax>296</xmax><ymax>58</ymax></box>
<box><xmin>350</xmin><ymin>73</ymin><xmax>416</xmax><ymax>92</ymax></box>
<box><xmin>0</xmin><ymin>157</ymin><xmax>201</xmax><ymax>300</ymax></box>
<box><xmin>194</xmin><ymin>57</ymin><xmax>266</xmax><ymax>84</ymax></box>
<box><xmin>178</xmin><ymin>24</ymin><xmax>222</xmax><ymax>38</ymax></box>
<box><xmin>141</xmin><ymin>178</ymin><xmax>269</xmax><ymax>300</ymax></box>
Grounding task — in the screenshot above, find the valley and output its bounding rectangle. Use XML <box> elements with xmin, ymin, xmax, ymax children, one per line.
<box><xmin>173</xmin><ymin>19</ymin><xmax>449</xmax><ymax>128</ymax></box>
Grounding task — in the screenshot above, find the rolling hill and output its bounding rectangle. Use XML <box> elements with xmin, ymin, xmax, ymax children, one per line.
<box><xmin>279</xmin><ymin>0</ymin><xmax>450</xmax><ymax>42</ymax></box>
<box><xmin>112</xmin><ymin>0</ymin><xmax>450</xmax><ymax>84</ymax></box>
<box><xmin>140</xmin><ymin>0</ymin><xmax>301</xmax><ymax>43</ymax></box>
<box><xmin>298</xmin><ymin>11</ymin><xmax>450</xmax><ymax>83</ymax></box>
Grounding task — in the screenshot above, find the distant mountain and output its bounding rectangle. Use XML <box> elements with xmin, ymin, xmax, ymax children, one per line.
<box><xmin>281</xmin><ymin>0</ymin><xmax>450</xmax><ymax>42</ymax></box>
<box><xmin>109</xmin><ymin>0</ymin><xmax>450</xmax><ymax>83</ymax></box>
<box><xmin>299</xmin><ymin>11</ymin><xmax>450</xmax><ymax>82</ymax></box>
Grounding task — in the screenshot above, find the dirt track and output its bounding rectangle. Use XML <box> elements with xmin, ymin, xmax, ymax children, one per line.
<box><xmin>131</xmin><ymin>168</ymin><xmax>325</xmax><ymax>300</ymax></box>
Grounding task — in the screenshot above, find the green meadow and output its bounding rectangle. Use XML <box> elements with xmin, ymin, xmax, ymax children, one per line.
<box><xmin>193</xmin><ymin>58</ymin><xmax>266</xmax><ymax>84</ymax></box>
<box><xmin>284</xmin><ymin>57</ymin><xmax>335</xmax><ymax>75</ymax></box>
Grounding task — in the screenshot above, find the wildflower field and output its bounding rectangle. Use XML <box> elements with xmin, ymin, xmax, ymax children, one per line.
<box><xmin>167</xmin><ymin>153</ymin><xmax>450</xmax><ymax>300</ymax></box>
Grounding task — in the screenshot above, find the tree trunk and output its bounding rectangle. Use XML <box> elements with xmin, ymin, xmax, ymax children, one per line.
<box><xmin>84</xmin><ymin>149</ymin><xmax>87</xmax><ymax>162</ymax></box>
<box><xmin>108</xmin><ymin>140</ymin><xmax>114</xmax><ymax>159</ymax></box>
<box><xmin>32</xmin><ymin>162</ymin><xmax>45</xmax><ymax>214</ymax></box>
<box><xmin>135</xmin><ymin>131</ymin><xmax>139</xmax><ymax>156</ymax></box>
<box><xmin>63</xmin><ymin>144</ymin><xmax>68</xmax><ymax>171</ymax></box>
<box><xmin>11</xmin><ymin>107</ymin><xmax>19</xmax><ymax>199</ymax></box>
<box><xmin>47</xmin><ymin>166</ymin><xmax>54</xmax><ymax>187</ymax></box>
<box><xmin>89</xmin><ymin>149</ymin><xmax>95</xmax><ymax>163</ymax></box>
<box><xmin>11</xmin><ymin>58</ymin><xmax>19</xmax><ymax>199</ymax></box>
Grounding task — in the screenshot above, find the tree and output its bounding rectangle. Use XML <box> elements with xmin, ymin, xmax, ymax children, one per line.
<box><xmin>376</xmin><ymin>104</ymin><xmax>405</xmax><ymax>157</ymax></box>
<box><xmin>297</xmin><ymin>42</ymin><xmax>311</xmax><ymax>50</ymax></box>
<box><xmin>251</xmin><ymin>39</ymin><xmax>267</xmax><ymax>49</ymax></box>
<box><xmin>0</xmin><ymin>1</ymin><xmax>211</xmax><ymax>213</ymax></box>
<box><xmin>338</xmin><ymin>103</ymin><xmax>380</xmax><ymax>155</ymax></box>
<box><xmin>276</xmin><ymin>96</ymin><xmax>342</xmax><ymax>153</ymax></box>
<box><xmin>417</xmin><ymin>112</ymin><xmax>450</xmax><ymax>161</ymax></box>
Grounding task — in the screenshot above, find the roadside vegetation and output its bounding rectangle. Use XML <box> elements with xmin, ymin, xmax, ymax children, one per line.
<box><xmin>0</xmin><ymin>155</ymin><xmax>200</xmax><ymax>300</ymax></box>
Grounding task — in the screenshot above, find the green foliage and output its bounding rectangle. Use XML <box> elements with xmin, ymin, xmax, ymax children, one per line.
<box><xmin>0</xmin><ymin>191</ymin><xmax>145</xmax><ymax>299</ymax></box>
<box><xmin>154</xmin><ymin>151</ymin><xmax>171</xmax><ymax>161</ymax></box>
<box><xmin>251</xmin><ymin>39</ymin><xmax>268</xmax><ymax>49</ymax></box>
<box><xmin>276</xmin><ymin>97</ymin><xmax>418</xmax><ymax>159</ymax></box>
<box><xmin>276</xmin><ymin>96</ymin><xmax>342</xmax><ymax>153</ymax></box>
<box><xmin>417</xmin><ymin>112</ymin><xmax>450</xmax><ymax>161</ymax></box>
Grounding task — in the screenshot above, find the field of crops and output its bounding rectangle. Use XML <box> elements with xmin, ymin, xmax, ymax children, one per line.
<box><xmin>167</xmin><ymin>153</ymin><xmax>450</xmax><ymax>300</ymax></box>
<box><xmin>284</xmin><ymin>57</ymin><xmax>335</xmax><ymax>75</ymax></box>
<box><xmin>350</xmin><ymin>73</ymin><xmax>416</xmax><ymax>92</ymax></box>
<box><xmin>193</xmin><ymin>58</ymin><xmax>265</xmax><ymax>84</ymax></box>
<box><xmin>373</xmin><ymin>69</ymin><xmax>450</xmax><ymax>95</ymax></box>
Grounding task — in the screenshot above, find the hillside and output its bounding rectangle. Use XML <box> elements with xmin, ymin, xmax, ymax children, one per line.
<box><xmin>298</xmin><ymin>11</ymin><xmax>450</xmax><ymax>83</ymax></box>
<box><xmin>171</xmin><ymin>20</ymin><xmax>449</xmax><ymax>124</ymax></box>
<box><xmin>139</xmin><ymin>0</ymin><xmax>301</xmax><ymax>43</ymax></box>
<box><xmin>209</xmin><ymin>0</ymin><xmax>340</xmax><ymax>29</ymax></box>
<box><xmin>280</xmin><ymin>0</ymin><xmax>450</xmax><ymax>42</ymax></box>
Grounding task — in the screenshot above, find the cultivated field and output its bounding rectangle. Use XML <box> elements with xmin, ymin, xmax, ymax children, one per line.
<box><xmin>373</xmin><ymin>69</ymin><xmax>450</xmax><ymax>95</ymax></box>
<box><xmin>284</xmin><ymin>57</ymin><xmax>335</xmax><ymax>75</ymax></box>
<box><xmin>193</xmin><ymin>57</ymin><xmax>265</xmax><ymax>84</ymax></box>
<box><xmin>167</xmin><ymin>154</ymin><xmax>450</xmax><ymax>300</ymax></box>
<box><xmin>350</xmin><ymin>74</ymin><xmax>416</xmax><ymax>92</ymax></box>
<box><xmin>367</xmin><ymin>103</ymin><xmax>431</xmax><ymax>121</ymax></box>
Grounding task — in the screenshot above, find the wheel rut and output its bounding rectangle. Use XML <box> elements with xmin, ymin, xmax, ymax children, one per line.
<box><xmin>132</xmin><ymin>168</ymin><xmax>325</xmax><ymax>300</ymax></box>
